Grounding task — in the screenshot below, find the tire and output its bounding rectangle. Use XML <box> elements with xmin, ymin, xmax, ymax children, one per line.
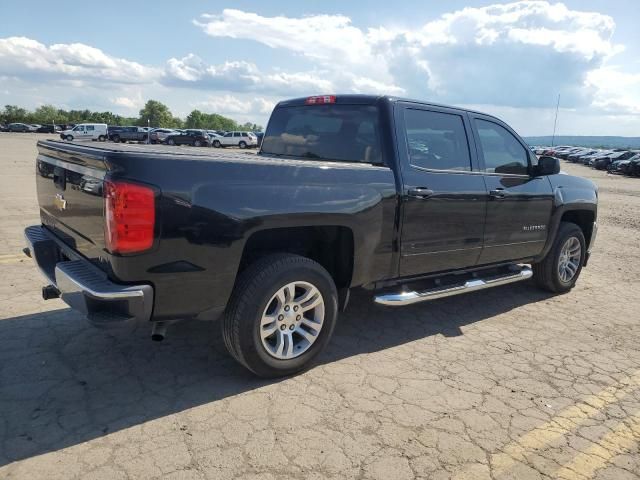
<box><xmin>222</xmin><ymin>254</ymin><xmax>338</xmax><ymax>378</ymax></box>
<box><xmin>111</xmin><ymin>135</ymin><xmax>120</xmax><ymax>143</ymax></box>
<box><xmin>532</xmin><ymin>222</ymin><xmax>586</xmax><ymax>293</ymax></box>
<box><xmin>120</xmin><ymin>138</ymin><xmax>128</xmax><ymax>143</ymax></box>
<box><xmin>98</xmin><ymin>135</ymin><xmax>106</xmax><ymax>142</ymax></box>
<box><xmin>167</xmin><ymin>139</ymin><xmax>175</xmax><ymax>145</ymax></box>
<box><xmin>66</xmin><ymin>135</ymin><xmax>73</xmax><ymax>141</ymax></box>
<box><xmin>194</xmin><ymin>140</ymin><xmax>202</xmax><ymax>147</ymax></box>
<box><xmin>239</xmin><ymin>141</ymin><xmax>247</xmax><ymax>149</ymax></box>
<box><xmin>213</xmin><ymin>140</ymin><xmax>221</xmax><ymax>148</ymax></box>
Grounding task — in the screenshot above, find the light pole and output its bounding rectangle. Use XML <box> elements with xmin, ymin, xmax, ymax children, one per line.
<box><xmin>147</xmin><ymin>118</ymin><xmax>150</xmax><ymax>144</ymax></box>
<box><xmin>551</xmin><ymin>94</ymin><xmax>560</xmax><ymax>147</ymax></box>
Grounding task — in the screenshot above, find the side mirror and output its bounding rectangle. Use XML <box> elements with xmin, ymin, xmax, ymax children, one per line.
<box><xmin>535</xmin><ymin>156</ymin><xmax>560</xmax><ymax>176</ymax></box>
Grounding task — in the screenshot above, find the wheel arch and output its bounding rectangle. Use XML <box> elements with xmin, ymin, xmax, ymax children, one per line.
<box><xmin>238</xmin><ymin>225</ymin><xmax>355</xmax><ymax>292</ymax></box>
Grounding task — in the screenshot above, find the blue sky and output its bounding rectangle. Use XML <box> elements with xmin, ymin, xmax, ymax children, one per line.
<box><xmin>1</xmin><ymin>0</ymin><xmax>639</xmax><ymax>135</ymax></box>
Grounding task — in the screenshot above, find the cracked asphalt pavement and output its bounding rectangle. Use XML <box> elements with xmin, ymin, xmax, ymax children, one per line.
<box><xmin>1</xmin><ymin>133</ymin><xmax>640</xmax><ymax>479</ymax></box>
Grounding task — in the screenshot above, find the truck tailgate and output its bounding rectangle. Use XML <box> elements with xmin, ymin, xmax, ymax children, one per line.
<box><xmin>36</xmin><ymin>142</ymin><xmax>108</xmax><ymax>260</ymax></box>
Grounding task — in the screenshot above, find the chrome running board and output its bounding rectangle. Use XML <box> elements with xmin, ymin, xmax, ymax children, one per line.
<box><xmin>374</xmin><ymin>266</ymin><xmax>533</xmax><ymax>306</ymax></box>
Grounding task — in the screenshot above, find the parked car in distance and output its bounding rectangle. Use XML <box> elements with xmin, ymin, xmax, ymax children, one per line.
<box><xmin>254</xmin><ymin>131</ymin><xmax>265</xmax><ymax>147</ymax></box>
<box><xmin>24</xmin><ymin>94</ymin><xmax>598</xmax><ymax>377</ymax></box>
<box><xmin>149</xmin><ymin>128</ymin><xmax>176</xmax><ymax>144</ymax></box>
<box><xmin>164</xmin><ymin>129</ymin><xmax>211</xmax><ymax>147</ymax></box>
<box><xmin>60</xmin><ymin>123</ymin><xmax>108</xmax><ymax>142</ymax></box>
<box><xmin>213</xmin><ymin>131</ymin><xmax>258</xmax><ymax>148</ymax></box>
<box><xmin>7</xmin><ymin>122</ymin><xmax>37</xmax><ymax>132</ymax></box>
<box><xmin>108</xmin><ymin>126</ymin><xmax>149</xmax><ymax>143</ymax></box>
<box><xmin>36</xmin><ymin>124</ymin><xmax>62</xmax><ymax>134</ymax></box>
<box><xmin>0</xmin><ymin>123</ymin><xmax>8</xmax><ymax>132</ymax></box>
<box><xmin>594</xmin><ymin>150</ymin><xmax>636</xmax><ymax>170</ymax></box>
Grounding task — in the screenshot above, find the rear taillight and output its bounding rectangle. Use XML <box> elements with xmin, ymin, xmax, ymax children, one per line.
<box><xmin>305</xmin><ymin>95</ymin><xmax>336</xmax><ymax>105</ymax></box>
<box><xmin>104</xmin><ymin>180</ymin><xmax>155</xmax><ymax>254</ymax></box>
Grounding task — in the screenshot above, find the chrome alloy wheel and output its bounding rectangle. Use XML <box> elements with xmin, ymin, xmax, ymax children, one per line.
<box><xmin>558</xmin><ymin>236</ymin><xmax>581</xmax><ymax>283</ymax></box>
<box><xmin>260</xmin><ymin>281</ymin><xmax>325</xmax><ymax>360</ymax></box>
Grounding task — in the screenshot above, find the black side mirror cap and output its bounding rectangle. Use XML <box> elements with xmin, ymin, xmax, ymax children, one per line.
<box><xmin>535</xmin><ymin>156</ymin><xmax>560</xmax><ymax>176</ymax></box>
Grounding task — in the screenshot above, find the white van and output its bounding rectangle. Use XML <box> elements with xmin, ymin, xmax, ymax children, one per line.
<box><xmin>60</xmin><ymin>123</ymin><xmax>108</xmax><ymax>142</ymax></box>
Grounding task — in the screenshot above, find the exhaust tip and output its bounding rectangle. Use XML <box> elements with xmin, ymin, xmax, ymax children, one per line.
<box><xmin>42</xmin><ymin>284</ymin><xmax>61</xmax><ymax>300</ymax></box>
<box><xmin>151</xmin><ymin>321</ymin><xmax>167</xmax><ymax>342</ymax></box>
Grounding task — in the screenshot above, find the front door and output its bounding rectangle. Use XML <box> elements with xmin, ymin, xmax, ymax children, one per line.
<box><xmin>470</xmin><ymin>116</ymin><xmax>554</xmax><ymax>264</ymax></box>
<box><xmin>397</xmin><ymin>104</ymin><xmax>487</xmax><ymax>277</ymax></box>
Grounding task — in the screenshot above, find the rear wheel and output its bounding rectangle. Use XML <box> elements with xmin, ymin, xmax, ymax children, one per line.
<box><xmin>66</xmin><ymin>135</ymin><xmax>73</xmax><ymax>141</ymax></box>
<box><xmin>213</xmin><ymin>140</ymin><xmax>221</xmax><ymax>148</ymax></box>
<box><xmin>167</xmin><ymin>139</ymin><xmax>175</xmax><ymax>145</ymax></box>
<box><xmin>194</xmin><ymin>140</ymin><xmax>202</xmax><ymax>147</ymax></box>
<box><xmin>239</xmin><ymin>141</ymin><xmax>247</xmax><ymax>149</ymax></box>
<box><xmin>222</xmin><ymin>254</ymin><xmax>338</xmax><ymax>378</ymax></box>
<box><xmin>532</xmin><ymin>222</ymin><xmax>585</xmax><ymax>293</ymax></box>
<box><xmin>98</xmin><ymin>135</ymin><xmax>106</xmax><ymax>142</ymax></box>
<box><xmin>111</xmin><ymin>135</ymin><xmax>120</xmax><ymax>143</ymax></box>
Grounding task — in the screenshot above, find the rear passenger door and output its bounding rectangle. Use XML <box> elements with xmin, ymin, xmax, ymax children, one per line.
<box><xmin>396</xmin><ymin>103</ymin><xmax>487</xmax><ymax>277</ymax></box>
<box><xmin>470</xmin><ymin>115</ymin><xmax>553</xmax><ymax>264</ymax></box>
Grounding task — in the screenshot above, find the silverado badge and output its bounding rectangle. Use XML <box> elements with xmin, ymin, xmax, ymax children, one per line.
<box><xmin>54</xmin><ymin>193</ymin><xmax>67</xmax><ymax>211</ymax></box>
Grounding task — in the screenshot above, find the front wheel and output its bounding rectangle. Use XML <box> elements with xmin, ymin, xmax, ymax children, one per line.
<box><xmin>194</xmin><ymin>140</ymin><xmax>202</xmax><ymax>147</ymax></box>
<box><xmin>222</xmin><ymin>254</ymin><xmax>338</xmax><ymax>378</ymax></box>
<box><xmin>98</xmin><ymin>135</ymin><xmax>106</xmax><ymax>142</ymax></box>
<box><xmin>213</xmin><ymin>140</ymin><xmax>221</xmax><ymax>148</ymax></box>
<box><xmin>66</xmin><ymin>135</ymin><xmax>74</xmax><ymax>141</ymax></box>
<box><xmin>532</xmin><ymin>222</ymin><xmax>586</xmax><ymax>293</ymax></box>
<box><xmin>167</xmin><ymin>139</ymin><xmax>175</xmax><ymax>145</ymax></box>
<box><xmin>238</xmin><ymin>141</ymin><xmax>247</xmax><ymax>149</ymax></box>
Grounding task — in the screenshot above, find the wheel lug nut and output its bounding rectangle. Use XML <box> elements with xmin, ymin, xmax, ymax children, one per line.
<box><xmin>296</xmin><ymin>315</ymin><xmax>301</xmax><ymax>321</ymax></box>
<box><xmin>284</xmin><ymin>306</ymin><xmax>290</xmax><ymax>312</ymax></box>
<box><xmin>293</xmin><ymin>306</ymin><xmax>298</xmax><ymax>312</ymax></box>
<box><xmin>289</xmin><ymin>325</ymin><xmax>295</xmax><ymax>331</ymax></box>
<box><xmin>280</xmin><ymin>325</ymin><xmax>286</xmax><ymax>331</ymax></box>
<box><xmin>278</xmin><ymin>315</ymin><xmax>284</xmax><ymax>321</ymax></box>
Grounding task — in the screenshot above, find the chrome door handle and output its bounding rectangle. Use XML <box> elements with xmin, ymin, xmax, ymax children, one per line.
<box><xmin>408</xmin><ymin>187</ymin><xmax>434</xmax><ymax>199</ymax></box>
<box><xmin>489</xmin><ymin>188</ymin><xmax>506</xmax><ymax>199</ymax></box>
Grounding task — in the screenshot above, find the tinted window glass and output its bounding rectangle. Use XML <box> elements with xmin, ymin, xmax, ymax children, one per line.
<box><xmin>86</xmin><ymin>125</ymin><xmax>94</xmax><ymax>131</ymax></box>
<box><xmin>475</xmin><ymin>119</ymin><xmax>529</xmax><ymax>175</ymax></box>
<box><xmin>262</xmin><ymin>105</ymin><xmax>381</xmax><ymax>163</ymax></box>
<box><xmin>404</xmin><ymin>109</ymin><xmax>471</xmax><ymax>171</ymax></box>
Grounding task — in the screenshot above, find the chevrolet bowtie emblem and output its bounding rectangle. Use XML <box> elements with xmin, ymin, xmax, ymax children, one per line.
<box><xmin>54</xmin><ymin>193</ymin><xmax>67</xmax><ymax>211</ymax></box>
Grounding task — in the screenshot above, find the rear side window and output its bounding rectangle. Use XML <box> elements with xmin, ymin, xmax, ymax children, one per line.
<box><xmin>404</xmin><ymin>109</ymin><xmax>471</xmax><ymax>171</ymax></box>
<box><xmin>475</xmin><ymin>119</ymin><xmax>529</xmax><ymax>175</ymax></box>
<box><xmin>86</xmin><ymin>125</ymin><xmax>95</xmax><ymax>131</ymax></box>
<box><xmin>261</xmin><ymin>105</ymin><xmax>382</xmax><ymax>163</ymax></box>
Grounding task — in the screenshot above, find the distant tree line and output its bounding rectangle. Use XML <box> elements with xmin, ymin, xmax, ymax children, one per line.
<box><xmin>0</xmin><ymin>100</ymin><xmax>263</xmax><ymax>131</ymax></box>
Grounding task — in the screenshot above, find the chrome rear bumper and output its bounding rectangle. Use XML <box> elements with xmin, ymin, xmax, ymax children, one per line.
<box><xmin>24</xmin><ymin>225</ymin><xmax>153</xmax><ymax>325</ymax></box>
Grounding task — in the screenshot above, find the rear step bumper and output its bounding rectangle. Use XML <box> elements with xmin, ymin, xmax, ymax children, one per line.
<box><xmin>24</xmin><ymin>225</ymin><xmax>153</xmax><ymax>325</ymax></box>
<box><xmin>374</xmin><ymin>266</ymin><xmax>533</xmax><ymax>306</ymax></box>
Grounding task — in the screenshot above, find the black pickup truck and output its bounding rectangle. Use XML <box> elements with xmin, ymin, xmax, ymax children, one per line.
<box><xmin>24</xmin><ymin>94</ymin><xmax>597</xmax><ymax>377</ymax></box>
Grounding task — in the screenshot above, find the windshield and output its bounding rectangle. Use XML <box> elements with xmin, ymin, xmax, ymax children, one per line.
<box><xmin>261</xmin><ymin>105</ymin><xmax>382</xmax><ymax>163</ymax></box>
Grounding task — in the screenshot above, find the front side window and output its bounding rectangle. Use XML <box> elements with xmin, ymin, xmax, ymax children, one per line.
<box><xmin>475</xmin><ymin>119</ymin><xmax>529</xmax><ymax>175</ymax></box>
<box><xmin>261</xmin><ymin>104</ymin><xmax>382</xmax><ymax>163</ymax></box>
<box><xmin>224</xmin><ymin>132</ymin><xmax>232</xmax><ymax>137</ymax></box>
<box><xmin>404</xmin><ymin>109</ymin><xmax>471</xmax><ymax>171</ymax></box>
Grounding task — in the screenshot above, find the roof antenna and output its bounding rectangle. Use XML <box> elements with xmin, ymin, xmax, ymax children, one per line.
<box><xmin>551</xmin><ymin>94</ymin><xmax>560</xmax><ymax>147</ymax></box>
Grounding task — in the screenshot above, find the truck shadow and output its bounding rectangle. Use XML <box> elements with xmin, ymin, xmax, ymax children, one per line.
<box><xmin>0</xmin><ymin>281</ymin><xmax>552</xmax><ymax>467</ymax></box>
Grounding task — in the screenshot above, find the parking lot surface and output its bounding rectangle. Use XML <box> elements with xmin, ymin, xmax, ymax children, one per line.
<box><xmin>1</xmin><ymin>133</ymin><xmax>640</xmax><ymax>480</ymax></box>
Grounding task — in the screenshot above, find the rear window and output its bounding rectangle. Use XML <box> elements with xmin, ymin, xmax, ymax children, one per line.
<box><xmin>261</xmin><ymin>105</ymin><xmax>382</xmax><ymax>164</ymax></box>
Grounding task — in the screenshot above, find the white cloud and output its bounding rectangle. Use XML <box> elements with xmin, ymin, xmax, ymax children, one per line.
<box><xmin>198</xmin><ymin>95</ymin><xmax>275</xmax><ymax>116</ymax></box>
<box><xmin>194</xmin><ymin>2</ymin><xmax>624</xmax><ymax>108</ymax></box>
<box><xmin>0</xmin><ymin>36</ymin><xmax>159</xmax><ymax>84</ymax></box>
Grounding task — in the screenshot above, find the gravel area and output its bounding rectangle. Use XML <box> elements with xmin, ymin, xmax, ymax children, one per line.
<box><xmin>1</xmin><ymin>133</ymin><xmax>639</xmax><ymax>480</ymax></box>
